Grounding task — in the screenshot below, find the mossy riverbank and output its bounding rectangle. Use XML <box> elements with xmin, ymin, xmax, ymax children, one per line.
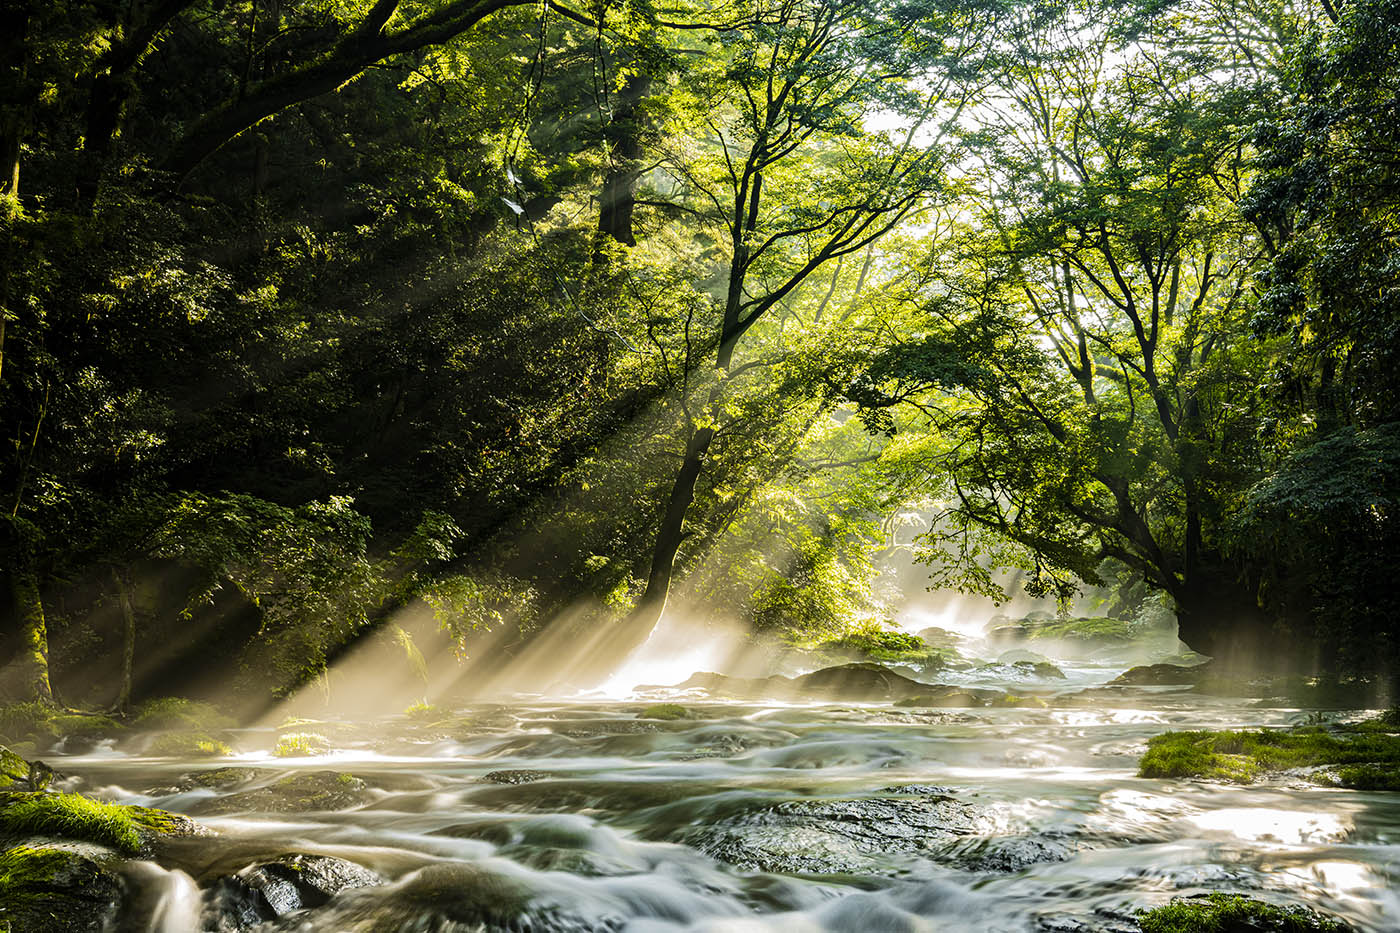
<box><xmin>1139</xmin><ymin>710</ymin><xmax>1400</xmax><ymax>788</ymax></box>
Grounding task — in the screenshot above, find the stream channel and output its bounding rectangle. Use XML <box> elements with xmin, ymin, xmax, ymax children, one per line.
<box><xmin>51</xmin><ymin>661</ymin><xmax>1400</xmax><ymax>932</ymax></box>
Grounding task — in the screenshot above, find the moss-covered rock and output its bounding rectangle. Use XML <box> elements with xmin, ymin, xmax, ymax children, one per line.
<box><xmin>132</xmin><ymin>697</ymin><xmax>234</xmax><ymax>732</ymax></box>
<box><xmin>987</xmin><ymin>616</ymin><xmax>1141</xmax><ymax>653</ymax></box>
<box><xmin>637</xmin><ymin>704</ymin><xmax>697</xmax><ymax>721</ymax></box>
<box><xmin>1139</xmin><ymin>717</ymin><xmax>1400</xmax><ymax>787</ymax></box>
<box><xmin>194</xmin><ymin>771</ymin><xmax>370</xmax><ymax>815</ymax></box>
<box><xmin>174</xmin><ymin>767</ymin><xmax>269</xmax><ymax>792</ymax></box>
<box><xmin>0</xmin><ymin>843</ymin><xmax>124</xmax><ymax>932</ymax></box>
<box><xmin>0</xmin><ymin>791</ymin><xmax>210</xmax><ymax>856</ymax></box>
<box><xmin>0</xmin><ymin>703</ymin><xmax>122</xmax><ymax>752</ymax></box>
<box><xmin>146</xmin><ymin>730</ymin><xmax>232</xmax><ymax>757</ymax></box>
<box><xmin>0</xmin><ymin>746</ymin><xmax>53</xmax><ymax>792</ymax></box>
<box><xmin>1138</xmin><ymin>893</ymin><xmax>1351</xmax><ymax>932</ymax></box>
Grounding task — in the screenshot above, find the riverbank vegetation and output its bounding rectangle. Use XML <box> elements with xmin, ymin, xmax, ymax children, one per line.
<box><xmin>1139</xmin><ymin>710</ymin><xmax>1400</xmax><ymax>788</ymax></box>
<box><xmin>1</xmin><ymin>0</ymin><xmax>1397</xmax><ymax>717</ymax></box>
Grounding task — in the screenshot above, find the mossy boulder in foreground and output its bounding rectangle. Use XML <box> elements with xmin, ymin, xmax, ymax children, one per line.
<box><xmin>0</xmin><ymin>844</ymin><xmax>124</xmax><ymax>932</ymax></box>
<box><xmin>1138</xmin><ymin>893</ymin><xmax>1352</xmax><ymax>932</ymax></box>
<box><xmin>0</xmin><ymin>791</ymin><xmax>209</xmax><ymax>856</ymax></box>
<box><xmin>0</xmin><ymin>744</ymin><xmax>215</xmax><ymax>933</ymax></box>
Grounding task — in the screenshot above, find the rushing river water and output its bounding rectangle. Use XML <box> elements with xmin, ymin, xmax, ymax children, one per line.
<box><xmin>49</xmin><ymin>662</ymin><xmax>1400</xmax><ymax>932</ymax></box>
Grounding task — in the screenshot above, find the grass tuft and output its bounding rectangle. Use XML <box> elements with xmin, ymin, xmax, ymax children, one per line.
<box><xmin>274</xmin><ymin>732</ymin><xmax>331</xmax><ymax>757</ymax></box>
<box><xmin>0</xmin><ymin>792</ymin><xmax>145</xmax><ymax>855</ymax></box>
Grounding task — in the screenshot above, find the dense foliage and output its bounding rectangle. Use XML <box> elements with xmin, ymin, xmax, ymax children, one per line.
<box><xmin>0</xmin><ymin>0</ymin><xmax>1395</xmax><ymax>708</ymax></box>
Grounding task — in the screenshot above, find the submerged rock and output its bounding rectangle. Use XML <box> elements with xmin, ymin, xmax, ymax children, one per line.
<box><xmin>482</xmin><ymin>769</ymin><xmax>554</xmax><ymax>785</ymax></box>
<box><xmin>174</xmin><ymin>767</ymin><xmax>270</xmax><ymax>792</ymax></box>
<box><xmin>678</xmin><ymin>663</ymin><xmax>956</xmax><ymax>702</ymax></box>
<box><xmin>204</xmin><ymin>853</ymin><xmax>383</xmax><ymax>930</ymax></box>
<box><xmin>193</xmin><ymin>771</ymin><xmax>370</xmax><ymax>814</ymax></box>
<box><xmin>668</xmin><ymin>789</ymin><xmax>990</xmax><ymax>874</ymax></box>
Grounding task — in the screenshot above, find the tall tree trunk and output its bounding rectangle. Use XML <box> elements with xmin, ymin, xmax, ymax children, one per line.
<box><xmin>1</xmin><ymin>0</ymin><xmax>32</xmax><ymax>210</ymax></box>
<box><xmin>76</xmin><ymin>71</ymin><xmax>125</xmax><ymax>210</ymax></box>
<box><xmin>111</xmin><ymin>567</ymin><xmax>136</xmax><ymax>713</ymax></box>
<box><xmin>1173</xmin><ymin>565</ymin><xmax>1271</xmax><ymax>666</ymax></box>
<box><xmin>10</xmin><ymin>571</ymin><xmax>53</xmax><ymax>704</ymax></box>
<box><xmin>596</xmin><ymin>71</ymin><xmax>650</xmax><ymax>250</ymax></box>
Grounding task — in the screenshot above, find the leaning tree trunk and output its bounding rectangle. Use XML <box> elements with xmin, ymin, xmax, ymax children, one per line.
<box><xmin>602</xmin><ymin>424</ymin><xmax>716</xmax><ymax>662</ymax></box>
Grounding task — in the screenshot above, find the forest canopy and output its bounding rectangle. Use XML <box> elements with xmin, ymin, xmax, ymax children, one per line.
<box><xmin>1</xmin><ymin>0</ymin><xmax>1397</xmax><ymax>709</ymax></box>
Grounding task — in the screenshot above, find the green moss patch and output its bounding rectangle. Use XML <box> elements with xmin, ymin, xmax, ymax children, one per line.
<box><xmin>1026</xmin><ymin>616</ymin><xmax>1135</xmax><ymax>642</ymax></box>
<box><xmin>1139</xmin><ymin>717</ymin><xmax>1400</xmax><ymax>787</ymax></box>
<box><xmin>808</xmin><ymin>623</ymin><xmax>954</xmax><ymax>672</ymax></box>
<box><xmin>147</xmin><ymin>731</ymin><xmax>232</xmax><ymax>757</ymax></box>
<box><xmin>0</xmin><ymin>702</ymin><xmax>122</xmax><ymax>748</ymax></box>
<box><xmin>637</xmin><ymin>704</ymin><xmax>697</xmax><ymax>721</ymax></box>
<box><xmin>1138</xmin><ymin>893</ymin><xmax>1351</xmax><ymax>932</ymax></box>
<box><xmin>0</xmin><ymin>844</ymin><xmax>79</xmax><ymax>889</ymax></box>
<box><xmin>133</xmin><ymin>697</ymin><xmax>233</xmax><ymax>732</ymax></box>
<box><xmin>0</xmin><ymin>843</ymin><xmax>123</xmax><ymax>927</ymax></box>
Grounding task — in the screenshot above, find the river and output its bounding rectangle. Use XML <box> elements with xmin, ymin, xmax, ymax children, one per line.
<box><xmin>50</xmin><ymin>661</ymin><xmax>1400</xmax><ymax>932</ymax></box>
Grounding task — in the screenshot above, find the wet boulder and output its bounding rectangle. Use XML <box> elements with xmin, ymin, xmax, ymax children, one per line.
<box><xmin>668</xmin><ymin>789</ymin><xmax>991</xmax><ymax>875</ymax></box>
<box><xmin>261</xmin><ymin>861</ymin><xmax>625</xmax><ymax>932</ymax></box>
<box><xmin>203</xmin><ymin>853</ymin><xmax>382</xmax><ymax>930</ymax></box>
<box><xmin>193</xmin><ymin>771</ymin><xmax>370</xmax><ymax>815</ymax></box>
<box><xmin>935</xmin><ymin>832</ymin><xmax>1078</xmax><ymax>872</ymax></box>
<box><xmin>893</xmin><ymin>684</ymin><xmax>1005</xmax><ymax>708</ymax></box>
<box><xmin>0</xmin><ymin>745</ymin><xmax>54</xmax><ymax>791</ymax></box>
<box><xmin>1110</xmin><ymin>661</ymin><xmax>1213</xmax><ymax>686</ymax></box>
<box><xmin>791</xmin><ymin>663</ymin><xmax>933</xmax><ymax>701</ymax></box>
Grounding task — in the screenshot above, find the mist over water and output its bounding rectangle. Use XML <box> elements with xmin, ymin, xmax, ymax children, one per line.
<box><xmin>43</xmin><ymin>601</ymin><xmax>1400</xmax><ymax>933</ymax></box>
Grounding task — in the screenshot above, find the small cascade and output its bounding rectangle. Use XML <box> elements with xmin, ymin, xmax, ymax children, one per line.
<box><xmin>122</xmin><ymin>861</ymin><xmax>203</xmax><ymax>933</ymax></box>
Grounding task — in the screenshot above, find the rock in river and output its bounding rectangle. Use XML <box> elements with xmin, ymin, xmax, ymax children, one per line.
<box><xmin>204</xmin><ymin>853</ymin><xmax>383</xmax><ymax>930</ymax></box>
<box><xmin>192</xmin><ymin>770</ymin><xmax>370</xmax><ymax>814</ymax></box>
<box><xmin>668</xmin><ymin>788</ymin><xmax>991</xmax><ymax>874</ymax></box>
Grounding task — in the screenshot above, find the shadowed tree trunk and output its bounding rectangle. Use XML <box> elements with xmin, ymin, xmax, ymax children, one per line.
<box><xmin>597</xmin><ymin>71</ymin><xmax>651</xmax><ymax>249</ymax></box>
<box><xmin>8</xmin><ymin>571</ymin><xmax>53</xmax><ymax>704</ymax></box>
<box><xmin>1</xmin><ymin>0</ymin><xmax>32</xmax><ymax>210</ymax></box>
<box><xmin>111</xmin><ymin>567</ymin><xmax>137</xmax><ymax>713</ymax></box>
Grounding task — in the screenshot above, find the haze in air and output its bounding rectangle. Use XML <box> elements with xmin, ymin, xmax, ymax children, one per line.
<box><xmin>0</xmin><ymin>0</ymin><xmax>1397</xmax><ymax>929</ymax></box>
